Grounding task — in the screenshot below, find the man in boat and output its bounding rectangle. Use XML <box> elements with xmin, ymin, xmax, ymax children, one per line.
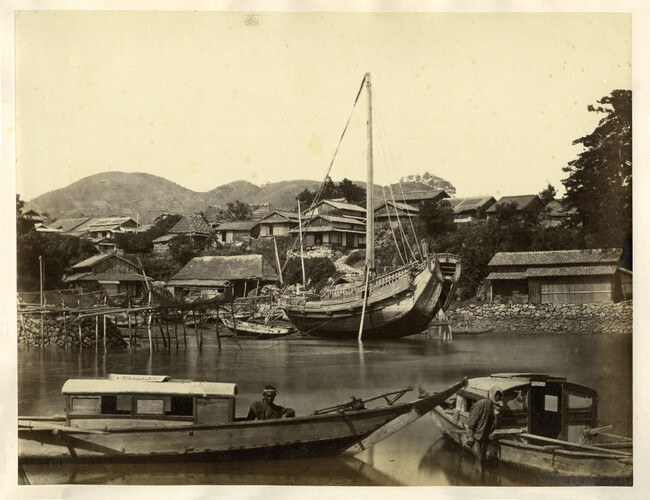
<box><xmin>465</xmin><ymin>385</ymin><xmax>503</xmax><ymax>470</ymax></box>
<box><xmin>247</xmin><ymin>385</ymin><xmax>296</xmax><ymax>420</ymax></box>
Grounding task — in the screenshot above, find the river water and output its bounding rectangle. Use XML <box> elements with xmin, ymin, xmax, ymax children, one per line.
<box><xmin>18</xmin><ymin>330</ymin><xmax>632</xmax><ymax>487</ymax></box>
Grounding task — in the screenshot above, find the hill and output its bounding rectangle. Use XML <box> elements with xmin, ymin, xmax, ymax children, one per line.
<box><xmin>24</xmin><ymin>171</ymin><xmax>454</xmax><ymax>221</ymax></box>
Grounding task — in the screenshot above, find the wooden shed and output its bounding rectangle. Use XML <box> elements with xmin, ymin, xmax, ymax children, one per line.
<box><xmin>257</xmin><ymin>211</ymin><xmax>299</xmax><ymax>237</ymax></box>
<box><xmin>486</xmin><ymin>249</ymin><xmax>629</xmax><ymax>304</ymax></box>
<box><xmin>214</xmin><ymin>221</ymin><xmax>260</xmax><ymax>245</ymax></box>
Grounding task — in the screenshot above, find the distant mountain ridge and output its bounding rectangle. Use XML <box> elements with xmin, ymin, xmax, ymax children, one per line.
<box><xmin>24</xmin><ymin>171</ymin><xmax>453</xmax><ymax>222</ymax></box>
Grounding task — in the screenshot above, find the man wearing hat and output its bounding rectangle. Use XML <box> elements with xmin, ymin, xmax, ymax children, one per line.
<box><xmin>247</xmin><ymin>385</ymin><xmax>296</xmax><ymax>420</ymax></box>
<box><xmin>465</xmin><ymin>385</ymin><xmax>503</xmax><ymax>469</ymax></box>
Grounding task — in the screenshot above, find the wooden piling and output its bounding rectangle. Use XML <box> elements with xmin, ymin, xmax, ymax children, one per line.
<box><xmin>95</xmin><ymin>315</ymin><xmax>99</xmax><ymax>352</ymax></box>
<box><xmin>215</xmin><ymin>308</ymin><xmax>221</xmax><ymax>350</ymax></box>
<box><xmin>174</xmin><ymin>311</ymin><xmax>179</xmax><ymax>350</ymax></box>
<box><xmin>182</xmin><ymin>313</ymin><xmax>187</xmax><ymax>348</ymax></box>
<box><xmin>63</xmin><ymin>312</ymin><xmax>68</xmax><ymax>351</ymax></box>
<box><xmin>147</xmin><ymin>313</ymin><xmax>153</xmax><ymax>353</ymax></box>
<box><xmin>103</xmin><ymin>313</ymin><xmax>107</xmax><ymax>350</ymax></box>
<box><xmin>78</xmin><ymin>317</ymin><xmax>82</xmax><ymax>350</ymax></box>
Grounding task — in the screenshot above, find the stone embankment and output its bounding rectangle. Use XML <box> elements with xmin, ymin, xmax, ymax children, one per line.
<box><xmin>18</xmin><ymin>312</ymin><xmax>128</xmax><ymax>348</ymax></box>
<box><xmin>445</xmin><ymin>301</ymin><xmax>632</xmax><ymax>334</ymax></box>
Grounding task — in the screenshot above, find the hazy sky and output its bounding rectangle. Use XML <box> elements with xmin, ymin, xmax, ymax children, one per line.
<box><xmin>15</xmin><ymin>11</ymin><xmax>631</xmax><ymax>201</ymax></box>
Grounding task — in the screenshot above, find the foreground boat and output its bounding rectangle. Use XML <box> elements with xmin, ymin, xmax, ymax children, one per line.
<box><xmin>221</xmin><ymin>316</ymin><xmax>292</xmax><ymax>339</ymax></box>
<box><xmin>18</xmin><ymin>374</ymin><xmax>466</xmax><ymax>463</ymax></box>
<box><xmin>280</xmin><ymin>73</ymin><xmax>460</xmax><ymax>339</ymax></box>
<box><xmin>430</xmin><ymin>373</ymin><xmax>632</xmax><ymax>482</ymax></box>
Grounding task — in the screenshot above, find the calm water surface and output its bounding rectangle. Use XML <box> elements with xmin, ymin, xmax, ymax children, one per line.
<box><xmin>18</xmin><ymin>331</ymin><xmax>632</xmax><ymax>486</ymax></box>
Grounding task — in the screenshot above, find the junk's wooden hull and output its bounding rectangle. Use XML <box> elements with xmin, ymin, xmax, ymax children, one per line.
<box><xmin>430</xmin><ymin>408</ymin><xmax>632</xmax><ymax>480</ymax></box>
<box><xmin>281</xmin><ymin>260</ymin><xmax>446</xmax><ymax>339</ymax></box>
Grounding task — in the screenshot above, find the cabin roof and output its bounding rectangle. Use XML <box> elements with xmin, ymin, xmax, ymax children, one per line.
<box><xmin>397</xmin><ymin>190</ymin><xmax>449</xmax><ymax>202</ymax></box>
<box><xmin>71</xmin><ymin>252</ymin><xmax>140</xmax><ymax>270</ymax></box>
<box><xmin>313</xmin><ymin>199</ymin><xmax>366</xmax><ymax>213</ymax></box>
<box><xmin>152</xmin><ymin>233</ymin><xmax>178</xmax><ymax>243</ymax></box>
<box><xmin>215</xmin><ymin>221</ymin><xmax>259</xmax><ymax>231</ymax></box>
<box><xmin>462</xmin><ymin>373</ymin><xmax>568</xmax><ymax>398</ymax></box>
<box><xmin>374</xmin><ymin>201</ymin><xmax>420</xmax><ymax>213</ymax></box>
<box><xmin>62</xmin><ymin>374</ymin><xmax>238</xmax><ymax>397</ymax></box>
<box><xmin>523</xmin><ymin>265</ymin><xmax>619</xmax><ymax>278</ymax></box>
<box><xmin>48</xmin><ymin>217</ymin><xmax>92</xmax><ymax>232</ymax></box>
<box><xmin>448</xmin><ymin>196</ymin><xmax>496</xmax><ymax>214</ymax></box>
<box><xmin>169</xmin><ymin>213</ymin><xmax>213</xmax><ymax>235</ymax></box>
<box><xmin>485</xmin><ymin>194</ymin><xmax>543</xmax><ymax>213</ymax></box>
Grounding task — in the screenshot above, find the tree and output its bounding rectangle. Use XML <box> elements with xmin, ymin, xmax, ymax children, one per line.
<box><xmin>562</xmin><ymin>89</ymin><xmax>632</xmax><ymax>247</ymax></box>
<box><xmin>296</xmin><ymin>188</ymin><xmax>315</xmax><ymax>209</ymax></box>
<box><xmin>419</xmin><ymin>199</ymin><xmax>455</xmax><ymax>237</ymax></box>
<box><xmin>337</xmin><ymin>178</ymin><xmax>366</xmax><ymax>206</ymax></box>
<box><xmin>400</xmin><ymin>171</ymin><xmax>456</xmax><ymax>195</ymax></box>
<box><xmin>538</xmin><ymin>183</ymin><xmax>557</xmax><ymax>206</ymax></box>
<box><xmin>225</xmin><ymin>200</ymin><xmax>253</xmax><ymax>221</ymax></box>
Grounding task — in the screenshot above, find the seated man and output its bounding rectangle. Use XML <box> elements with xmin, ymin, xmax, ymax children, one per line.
<box><xmin>247</xmin><ymin>385</ymin><xmax>295</xmax><ymax>420</ymax></box>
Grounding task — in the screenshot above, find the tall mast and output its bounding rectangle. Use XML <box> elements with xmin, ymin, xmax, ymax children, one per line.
<box><xmin>365</xmin><ymin>73</ymin><xmax>375</xmax><ymax>276</ymax></box>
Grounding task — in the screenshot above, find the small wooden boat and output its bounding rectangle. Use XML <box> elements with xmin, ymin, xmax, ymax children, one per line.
<box><xmin>221</xmin><ymin>316</ymin><xmax>292</xmax><ymax>339</ymax></box>
<box><xmin>430</xmin><ymin>373</ymin><xmax>632</xmax><ymax>482</ymax></box>
<box><xmin>18</xmin><ymin>374</ymin><xmax>466</xmax><ymax>463</ymax></box>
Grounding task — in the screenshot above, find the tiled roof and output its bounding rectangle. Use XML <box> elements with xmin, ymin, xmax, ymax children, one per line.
<box><xmin>170</xmin><ymin>255</ymin><xmax>278</xmax><ymax>281</ymax></box>
<box><xmin>290</xmin><ymin>226</ymin><xmax>366</xmax><ymax>234</ymax></box>
<box><xmin>488</xmin><ymin>249</ymin><xmax>621</xmax><ymax>267</ymax></box>
<box><xmin>167</xmin><ymin>279</ymin><xmax>232</xmax><ymax>287</ymax></box>
<box><xmin>397</xmin><ymin>190</ymin><xmax>449</xmax><ymax>202</ymax></box>
<box><xmin>259</xmin><ymin>211</ymin><xmax>300</xmax><ymax>223</ymax></box>
<box><xmin>448</xmin><ymin>196</ymin><xmax>496</xmax><ymax>214</ymax></box>
<box><xmin>48</xmin><ymin>217</ymin><xmax>91</xmax><ymax>232</ymax></box>
<box><xmin>317</xmin><ymin>199</ymin><xmax>366</xmax><ymax>213</ymax></box>
<box><xmin>374</xmin><ymin>201</ymin><xmax>419</xmax><ymax>213</ymax></box>
<box><xmin>216</xmin><ymin>221</ymin><xmax>259</xmax><ymax>231</ymax></box>
<box><xmin>152</xmin><ymin>234</ymin><xmax>179</xmax><ymax>243</ymax></box>
<box><xmin>544</xmin><ymin>200</ymin><xmax>577</xmax><ymax>217</ymax></box>
<box><xmin>71</xmin><ymin>253</ymin><xmax>140</xmax><ymax>270</ymax></box>
<box><xmin>204</xmin><ymin>205</ymin><xmax>224</xmax><ymax>224</ymax></box>
<box><xmin>169</xmin><ymin>214</ymin><xmax>213</xmax><ymax>235</ymax></box>
<box><xmin>485</xmin><ymin>272</ymin><xmax>526</xmax><ymax>281</ymax></box>
<box><xmin>523</xmin><ymin>265</ymin><xmax>619</xmax><ymax>278</ymax></box>
<box><xmin>75</xmin><ymin>217</ymin><xmax>137</xmax><ymax>232</ymax></box>
<box><xmin>486</xmin><ymin>195</ymin><xmax>542</xmax><ymax>213</ymax></box>
<box><xmin>65</xmin><ymin>273</ymin><xmax>148</xmax><ymax>283</ymax></box>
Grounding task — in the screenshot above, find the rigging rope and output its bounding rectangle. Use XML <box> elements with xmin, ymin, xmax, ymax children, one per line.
<box><xmin>372</xmin><ymin>95</ymin><xmax>419</xmax><ymax>261</ymax></box>
<box><xmin>280</xmin><ymin>75</ymin><xmax>368</xmax><ymax>278</ymax></box>
<box><xmin>380</xmin><ymin>186</ymin><xmax>406</xmax><ymax>265</ymax></box>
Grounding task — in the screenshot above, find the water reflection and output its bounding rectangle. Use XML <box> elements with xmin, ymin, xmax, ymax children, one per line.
<box><xmin>17</xmin><ymin>331</ymin><xmax>632</xmax><ymax>486</ymax></box>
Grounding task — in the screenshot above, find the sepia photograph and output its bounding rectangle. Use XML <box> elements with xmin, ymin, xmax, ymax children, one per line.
<box><xmin>2</xmin><ymin>1</ymin><xmax>648</xmax><ymax>498</ymax></box>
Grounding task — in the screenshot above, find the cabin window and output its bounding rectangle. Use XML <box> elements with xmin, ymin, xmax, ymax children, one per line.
<box><xmin>544</xmin><ymin>394</ymin><xmax>559</xmax><ymax>412</ymax></box>
<box><xmin>567</xmin><ymin>392</ymin><xmax>593</xmax><ymax>409</ymax></box>
<box><xmin>70</xmin><ymin>396</ymin><xmax>101</xmax><ymax>414</ymax></box>
<box><xmin>136</xmin><ymin>398</ymin><xmax>165</xmax><ymax>415</ymax></box>
<box><xmin>168</xmin><ymin>396</ymin><xmax>194</xmax><ymax>416</ymax></box>
<box><xmin>101</xmin><ymin>395</ymin><xmax>132</xmax><ymax>415</ymax></box>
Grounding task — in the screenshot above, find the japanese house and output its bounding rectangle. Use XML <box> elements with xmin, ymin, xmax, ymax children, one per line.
<box><xmin>167</xmin><ymin>254</ymin><xmax>279</xmax><ymax>299</ymax></box>
<box><xmin>169</xmin><ymin>213</ymin><xmax>213</xmax><ymax>241</ymax></box>
<box><xmin>63</xmin><ymin>253</ymin><xmax>150</xmax><ymax>298</ymax></box>
<box><xmin>373</xmin><ymin>201</ymin><xmax>419</xmax><ymax>229</ymax></box>
<box><xmin>290</xmin><ymin>214</ymin><xmax>366</xmax><ymax>249</ymax></box>
<box><xmin>257</xmin><ymin>211</ymin><xmax>299</xmax><ymax>237</ymax></box>
<box><xmin>214</xmin><ymin>221</ymin><xmax>260</xmax><ymax>245</ymax></box>
<box><xmin>152</xmin><ymin>233</ymin><xmax>179</xmax><ymax>253</ymax></box>
<box><xmin>392</xmin><ymin>189</ymin><xmax>449</xmax><ymax>209</ymax></box>
<box><xmin>448</xmin><ymin>196</ymin><xmax>496</xmax><ymax>224</ymax></box>
<box><xmin>485</xmin><ymin>195</ymin><xmax>545</xmax><ymax>221</ymax></box>
<box><xmin>486</xmin><ymin>248</ymin><xmax>631</xmax><ymax>304</ymax></box>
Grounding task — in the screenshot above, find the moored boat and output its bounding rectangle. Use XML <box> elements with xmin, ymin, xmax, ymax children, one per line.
<box><xmin>220</xmin><ymin>316</ymin><xmax>292</xmax><ymax>339</ymax></box>
<box><xmin>19</xmin><ymin>374</ymin><xmax>466</xmax><ymax>463</ymax></box>
<box><xmin>430</xmin><ymin>373</ymin><xmax>632</xmax><ymax>482</ymax></box>
<box><xmin>279</xmin><ymin>73</ymin><xmax>461</xmax><ymax>339</ymax></box>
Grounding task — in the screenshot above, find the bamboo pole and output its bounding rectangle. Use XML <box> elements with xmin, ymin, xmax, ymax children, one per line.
<box><xmin>127</xmin><ymin>312</ymin><xmax>133</xmax><ymax>348</ymax></box>
<box><xmin>156</xmin><ymin>315</ymin><xmax>167</xmax><ymax>348</ymax></box>
<box><xmin>192</xmin><ymin>310</ymin><xmax>200</xmax><ymax>350</ymax></box>
<box><xmin>215</xmin><ymin>308</ymin><xmax>221</xmax><ymax>350</ymax></box>
<box><xmin>78</xmin><ymin>317</ymin><xmax>82</xmax><ymax>350</ymax></box>
<box><xmin>182</xmin><ymin>313</ymin><xmax>187</xmax><ymax>348</ymax></box>
<box><xmin>103</xmin><ymin>313</ymin><xmax>107</xmax><ymax>350</ymax></box>
<box><xmin>174</xmin><ymin>311</ymin><xmax>179</xmax><ymax>350</ymax></box>
<box><xmin>358</xmin><ymin>265</ymin><xmax>371</xmax><ymax>342</ymax></box>
<box><xmin>95</xmin><ymin>315</ymin><xmax>99</xmax><ymax>351</ymax></box>
<box><xmin>297</xmin><ymin>200</ymin><xmax>306</xmax><ymax>289</ymax></box>
<box><xmin>147</xmin><ymin>313</ymin><xmax>153</xmax><ymax>353</ymax></box>
<box><xmin>273</xmin><ymin>237</ymin><xmax>283</xmax><ymax>285</ymax></box>
<box><xmin>63</xmin><ymin>312</ymin><xmax>68</xmax><ymax>351</ymax></box>
<box><xmin>230</xmin><ymin>300</ymin><xmax>241</xmax><ymax>348</ymax></box>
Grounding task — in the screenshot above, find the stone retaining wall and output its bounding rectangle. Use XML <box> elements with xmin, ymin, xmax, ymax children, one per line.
<box><xmin>445</xmin><ymin>301</ymin><xmax>632</xmax><ymax>334</ymax></box>
<box><xmin>18</xmin><ymin>312</ymin><xmax>128</xmax><ymax>349</ymax></box>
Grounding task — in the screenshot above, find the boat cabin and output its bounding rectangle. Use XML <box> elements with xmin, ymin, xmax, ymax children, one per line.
<box><xmin>451</xmin><ymin>373</ymin><xmax>598</xmax><ymax>443</ymax></box>
<box><xmin>62</xmin><ymin>374</ymin><xmax>238</xmax><ymax>430</ymax></box>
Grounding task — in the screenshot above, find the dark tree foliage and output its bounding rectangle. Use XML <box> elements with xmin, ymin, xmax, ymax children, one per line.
<box><xmin>538</xmin><ymin>183</ymin><xmax>557</xmax><ymax>206</ymax></box>
<box><xmin>295</xmin><ymin>177</ymin><xmax>367</xmax><ymax>208</ymax></box>
<box><xmin>169</xmin><ymin>235</ymin><xmax>206</xmax><ymax>266</ymax></box>
<box><xmin>225</xmin><ymin>200</ymin><xmax>253</xmax><ymax>221</ymax></box>
<box><xmin>139</xmin><ymin>254</ymin><xmax>184</xmax><ymax>283</ymax></box>
<box><xmin>562</xmin><ymin>89</ymin><xmax>632</xmax><ymax>247</ymax></box>
<box><xmin>250</xmin><ymin>235</ymin><xmax>292</xmax><ymax>269</ymax></box>
<box><xmin>17</xmin><ymin>232</ymin><xmax>98</xmax><ymax>291</ymax></box>
<box><xmin>284</xmin><ymin>256</ymin><xmax>337</xmax><ymax>290</ymax></box>
<box><xmin>419</xmin><ymin>199</ymin><xmax>455</xmax><ymax>236</ymax></box>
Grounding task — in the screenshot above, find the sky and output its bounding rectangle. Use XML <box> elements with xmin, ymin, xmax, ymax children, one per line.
<box><xmin>14</xmin><ymin>11</ymin><xmax>632</xmax><ymax>202</ymax></box>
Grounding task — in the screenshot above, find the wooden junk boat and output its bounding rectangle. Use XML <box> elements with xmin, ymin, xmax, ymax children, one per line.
<box><xmin>18</xmin><ymin>374</ymin><xmax>466</xmax><ymax>463</ymax></box>
<box><xmin>279</xmin><ymin>73</ymin><xmax>461</xmax><ymax>339</ymax></box>
<box><xmin>430</xmin><ymin>373</ymin><xmax>632</xmax><ymax>481</ymax></box>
